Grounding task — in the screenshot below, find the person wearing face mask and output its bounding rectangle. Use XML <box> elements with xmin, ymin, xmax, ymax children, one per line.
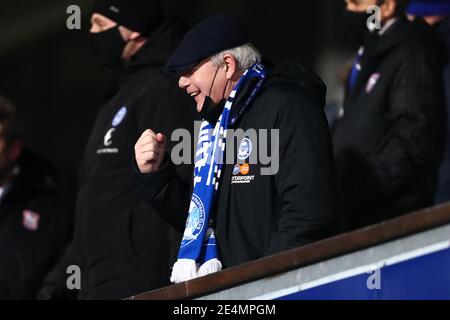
<box><xmin>406</xmin><ymin>0</ymin><xmax>450</xmax><ymax>205</ymax></box>
<box><xmin>87</xmin><ymin>1</ymin><xmax>180</xmax><ymax>101</ymax></box>
<box><xmin>134</xmin><ymin>15</ymin><xmax>337</xmax><ymax>284</ymax></box>
<box><xmin>332</xmin><ymin>0</ymin><xmax>446</xmax><ymax>232</ymax></box>
<box><xmin>37</xmin><ymin>0</ymin><xmax>197</xmax><ymax>300</ymax></box>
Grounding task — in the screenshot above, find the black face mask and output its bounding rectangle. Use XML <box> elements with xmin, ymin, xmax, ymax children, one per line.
<box><xmin>343</xmin><ymin>10</ymin><xmax>373</xmax><ymax>44</ymax></box>
<box><xmin>200</xmin><ymin>96</ymin><xmax>226</xmax><ymax>124</ymax></box>
<box><xmin>89</xmin><ymin>26</ymin><xmax>126</xmax><ymax>67</ymax></box>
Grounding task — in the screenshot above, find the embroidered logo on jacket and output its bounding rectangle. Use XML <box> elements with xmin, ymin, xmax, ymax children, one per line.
<box><xmin>112</xmin><ymin>106</ymin><xmax>127</xmax><ymax>127</ymax></box>
<box><xmin>231</xmin><ymin>163</ymin><xmax>255</xmax><ymax>184</ymax></box>
<box><xmin>97</xmin><ymin>106</ymin><xmax>127</xmax><ymax>155</ymax></box>
<box><xmin>22</xmin><ymin>210</ymin><xmax>40</xmax><ymax>231</ymax></box>
<box><xmin>366</xmin><ymin>73</ymin><xmax>380</xmax><ymax>94</ymax></box>
<box><xmin>103</xmin><ymin>128</ymin><xmax>116</xmax><ymax>147</ymax></box>
<box><xmin>238</xmin><ymin>138</ymin><xmax>253</xmax><ymax>161</ymax></box>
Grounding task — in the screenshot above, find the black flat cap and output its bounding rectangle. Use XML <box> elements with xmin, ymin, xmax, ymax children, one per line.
<box><xmin>166</xmin><ymin>14</ymin><xmax>250</xmax><ymax>74</ymax></box>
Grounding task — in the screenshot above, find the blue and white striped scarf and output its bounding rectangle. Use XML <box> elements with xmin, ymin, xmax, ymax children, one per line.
<box><xmin>171</xmin><ymin>63</ymin><xmax>267</xmax><ymax>283</ymax></box>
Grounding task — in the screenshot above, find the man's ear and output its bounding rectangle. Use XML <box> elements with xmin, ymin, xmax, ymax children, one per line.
<box><xmin>8</xmin><ymin>139</ymin><xmax>22</xmax><ymax>162</ymax></box>
<box><xmin>380</xmin><ymin>0</ymin><xmax>396</xmax><ymax>21</ymax></box>
<box><xmin>223</xmin><ymin>53</ymin><xmax>238</xmax><ymax>80</ymax></box>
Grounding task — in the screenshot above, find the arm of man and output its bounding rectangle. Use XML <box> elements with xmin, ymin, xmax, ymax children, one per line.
<box><xmin>135</xmin><ymin>78</ymin><xmax>197</xmax><ymax>231</ymax></box>
<box><xmin>137</xmin><ymin>79</ymin><xmax>198</xmax><ymax>186</ymax></box>
<box><xmin>135</xmin><ymin>130</ymin><xmax>191</xmax><ymax>232</ymax></box>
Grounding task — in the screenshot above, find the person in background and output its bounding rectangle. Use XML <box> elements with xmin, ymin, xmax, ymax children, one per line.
<box><xmin>0</xmin><ymin>96</ymin><xmax>72</xmax><ymax>299</ymax></box>
<box><xmin>38</xmin><ymin>0</ymin><xmax>197</xmax><ymax>299</ymax></box>
<box><xmin>332</xmin><ymin>0</ymin><xmax>446</xmax><ymax>231</ymax></box>
<box><xmin>406</xmin><ymin>0</ymin><xmax>450</xmax><ymax>205</ymax></box>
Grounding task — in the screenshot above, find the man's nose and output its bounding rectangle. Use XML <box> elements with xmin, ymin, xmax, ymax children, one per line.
<box><xmin>178</xmin><ymin>76</ymin><xmax>189</xmax><ymax>89</ymax></box>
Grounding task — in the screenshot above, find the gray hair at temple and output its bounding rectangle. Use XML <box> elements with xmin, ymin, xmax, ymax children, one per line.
<box><xmin>211</xmin><ymin>43</ymin><xmax>262</xmax><ymax>72</ymax></box>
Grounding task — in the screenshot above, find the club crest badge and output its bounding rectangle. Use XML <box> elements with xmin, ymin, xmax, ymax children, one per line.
<box><xmin>238</xmin><ymin>138</ymin><xmax>253</xmax><ymax>161</ymax></box>
<box><xmin>181</xmin><ymin>194</ymin><xmax>206</xmax><ymax>248</ymax></box>
<box><xmin>112</xmin><ymin>106</ymin><xmax>127</xmax><ymax>127</ymax></box>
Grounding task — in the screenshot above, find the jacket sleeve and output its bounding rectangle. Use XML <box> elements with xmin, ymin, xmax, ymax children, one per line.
<box><xmin>266</xmin><ymin>92</ymin><xmax>337</xmax><ymax>255</ymax></box>
<box><xmin>134</xmin><ymin>76</ymin><xmax>196</xmax><ymax>232</ymax></box>
<box><xmin>363</xmin><ymin>44</ymin><xmax>445</xmax><ymax>196</ymax></box>
<box><xmin>138</xmin><ymin>159</ymin><xmax>191</xmax><ymax>232</ymax></box>
<box><xmin>135</xmin><ymin>76</ymin><xmax>198</xmax><ymax>194</ymax></box>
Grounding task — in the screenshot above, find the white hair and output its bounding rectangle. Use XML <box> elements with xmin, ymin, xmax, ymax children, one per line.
<box><xmin>210</xmin><ymin>43</ymin><xmax>262</xmax><ymax>72</ymax></box>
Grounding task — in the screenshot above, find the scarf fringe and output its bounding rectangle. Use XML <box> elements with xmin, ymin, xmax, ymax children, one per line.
<box><xmin>170</xmin><ymin>259</ymin><xmax>198</xmax><ymax>284</ymax></box>
<box><xmin>198</xmin><ymin>258</ymin><xmax>222</xmax><ymax>277</ymax></box>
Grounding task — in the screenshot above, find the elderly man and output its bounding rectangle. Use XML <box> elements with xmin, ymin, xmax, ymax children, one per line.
<box><xmin>333</xmin><ymin>0</ymin><xmax>446</xmax><ymax>231</ymax></box>
<box><xmin>135</xmin><ymin>15</ymin><xmax>336</xmax><ymax>283</ymax></box>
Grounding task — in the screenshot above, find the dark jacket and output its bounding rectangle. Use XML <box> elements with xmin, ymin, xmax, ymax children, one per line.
<box><xmin>40</xmin><ymin>18</ymin><xmax>198</xmax><ymax>300</ymax></box>
<box><xmin>332</xmin><ymin>18</ymin><xmax>446</xmax><ymax>231</ymax></box>
<box><xmin>140</xmin><ymin>61</ymin><xmax>337</xmax><ymax>268</ymax></box>
<box><xmin>0</xmin><ymin>150</ymin><xmax>72</xmax><ymax>300</ymax></box>
<box><xmin>434</xmin><ymin>17</ymin><xmax>450</xmax><ymax>204</ymax></box>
